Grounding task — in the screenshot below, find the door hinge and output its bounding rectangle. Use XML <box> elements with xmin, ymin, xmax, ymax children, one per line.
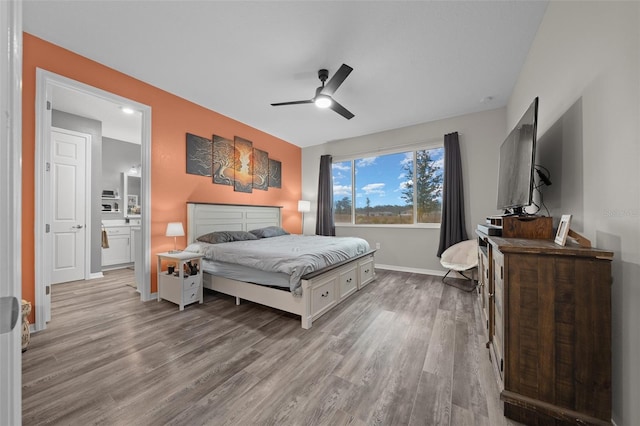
<box><xmin>46</xmin><ymin>286</ymin><xmax>51</xmax><ymax>295</ymax></box>
<box><xmin>46</xmin><ymin>162</ymin><xmax>50</xmax><ymax>172</ymax></box>
<box><xmin>500</xmin><ymin>359</ymin><xmax>504</xmax><ymax>372</ymax></box>
<box><xmin>46</xmin><ymin>101</ymin><xmax>52</xmax><ymax>110</ymax></box>
<box><xmin>45</xmin><ymin>224</ymin><xmax>50</xmax><ymax>233</ymax></box>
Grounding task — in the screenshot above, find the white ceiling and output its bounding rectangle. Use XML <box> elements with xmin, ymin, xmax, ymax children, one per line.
<box><xmin>23</xmin><ymin>1</ymin><xmax>548</xmax><ymax>148</ymax></box>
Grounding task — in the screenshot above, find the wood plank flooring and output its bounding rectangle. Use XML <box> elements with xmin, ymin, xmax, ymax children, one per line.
<box><xmin>22</xmin><ymin>269</ymin><xmax>522</xmax><ymax>426</ymax></box>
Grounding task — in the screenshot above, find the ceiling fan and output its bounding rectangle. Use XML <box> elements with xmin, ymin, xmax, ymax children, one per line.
<box><xmin>271</xmin><ymin>64</ymin><xmax>355</xmax><ymax>119</ymax></box>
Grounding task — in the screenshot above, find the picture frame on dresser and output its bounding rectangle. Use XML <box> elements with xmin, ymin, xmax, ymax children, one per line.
<box><xmin>554</xmin><ymin>214</ymin><xmax>572</xmax><ymax>246</ymax></box>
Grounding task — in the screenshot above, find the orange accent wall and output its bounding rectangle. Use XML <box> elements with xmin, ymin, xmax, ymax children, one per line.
<box><xmin>22</xmin><ymin>33</ymin><xmax>302</xmax><ymax>322</ymax></box>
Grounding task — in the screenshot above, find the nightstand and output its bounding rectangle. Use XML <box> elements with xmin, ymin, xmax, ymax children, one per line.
<box><xmin>157</xmin><ymin>251</ymin><xmax>204</xmax><ymax>311</ymax></box>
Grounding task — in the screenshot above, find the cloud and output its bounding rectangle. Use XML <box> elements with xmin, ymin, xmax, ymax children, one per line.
<box><xmin>361</xmin><ymin>182</ymin><xmax>386</xmax><ymax>195</ymax></box>
<box><xmin>399</xmin><ymin>179</ymin><xmax>412</xmax><ymax>190</ymax></box>
<box><xmin>356</xmin><ymin>157</ymin><xmax>377</xmax><ymax>168</ymax></box>
<box><xmin>332</xmin><ymin>162</ymin><xmax>351</xmax><ymax>171</ymax></box>
<box><xmin>400</xmin><ymin>152</ymin><xmax>413</xmax><ymax>166</ymax></box>
<box><xmin>333</xmin><ymin>184</ymin><xmax>352</xmax><ymax>197</ymax></box>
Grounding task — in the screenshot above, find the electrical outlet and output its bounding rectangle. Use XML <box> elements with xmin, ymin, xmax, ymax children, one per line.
<box><xmin>375</xmin><ymin>242</ymin><xmax>381</xmax><ymax>249</ymax></box>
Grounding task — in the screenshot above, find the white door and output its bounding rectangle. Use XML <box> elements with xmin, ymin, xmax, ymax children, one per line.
<box><xmin>51</xmin><ymin>128</ymin><xmax>88</xmax><ymax>284</ymax></box>
<box><xmin>0</xmin><ymin>0</ymin><xmax>22</xmax><ymax>423</ymax></box>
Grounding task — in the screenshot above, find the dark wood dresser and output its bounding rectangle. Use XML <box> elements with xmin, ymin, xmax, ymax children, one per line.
<box><xmin>477</xmin><ymin>234</ymin><xmax>613</xmax><ymax>425</ymax></box>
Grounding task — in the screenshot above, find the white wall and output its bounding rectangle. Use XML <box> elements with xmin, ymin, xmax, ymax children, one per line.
<box><xmin>302</xmin><ymin>107</ymin><xmax>506</xmax><ymax>274</ymax></box>
<box><xmin>509</xmin><ymin>2</ymin><xmax>640</xmax><ymax>424</ymax></box>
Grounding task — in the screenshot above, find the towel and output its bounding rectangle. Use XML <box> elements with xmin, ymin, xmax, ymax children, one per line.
<box><xmin>101</xmin><ymin>229</ymin><xmax>109</xmax><ymax>248</ymax></box>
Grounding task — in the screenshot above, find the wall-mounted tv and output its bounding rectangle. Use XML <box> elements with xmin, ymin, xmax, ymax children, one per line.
<box><xmin>496</xmin><ymin>97</ymin><xmax>539</xmax><ymax>215</ymax></box>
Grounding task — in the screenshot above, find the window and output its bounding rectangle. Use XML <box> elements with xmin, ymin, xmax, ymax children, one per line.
<box><xmin>332</xmin><ymin>147</ymin><xmax>444</xmax><ymax>225</ymax></box>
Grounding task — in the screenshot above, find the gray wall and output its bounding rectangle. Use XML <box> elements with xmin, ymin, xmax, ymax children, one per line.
<box><xmin>302</xmin><ymin>107</ymin><xmax>506</xmax><ymax>274</ymax></box>
<box><xmin>52</xmin><ymin>110</ymin><xmax>103</xmax><ymax>274</ymax></box>
<box><xmin>508</xmin><ymin>2</ymin><xmax>639</xmax><ymax>423</ymax></box>
<box><xmin>101</xmin><ymin>136</ymin><xmax>141</xmax><ymax>220</ymax></box>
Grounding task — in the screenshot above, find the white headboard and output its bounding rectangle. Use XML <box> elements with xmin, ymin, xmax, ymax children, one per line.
<box><xmin>187</xmin><ymin>203</ymin><xmax>282</xmax><ymax>243</ymax></box>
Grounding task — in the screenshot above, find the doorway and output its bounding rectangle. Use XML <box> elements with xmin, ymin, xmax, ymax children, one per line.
<box><xmin>34</xmin><ymin>69</ymin><xmax>152</xmax><ymax>331</ymax></box>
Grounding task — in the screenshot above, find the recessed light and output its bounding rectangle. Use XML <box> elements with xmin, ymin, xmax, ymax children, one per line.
<box><xmin>121</xmin><ymin>107</ymin><xmax>135</xmax><ymax>114</ymax></box>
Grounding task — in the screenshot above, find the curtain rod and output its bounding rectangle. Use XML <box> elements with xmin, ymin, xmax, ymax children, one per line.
<box><xmin>331</xmin><ymin>132</ymin><xmax>462</xmax><ymax>161</ymax></box>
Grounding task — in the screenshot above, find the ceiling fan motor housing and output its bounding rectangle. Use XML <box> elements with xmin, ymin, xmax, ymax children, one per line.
<box><xmin>318</xmin><ymin>69</ymin><xmax>329</xmax><ymax>83</ymax></box>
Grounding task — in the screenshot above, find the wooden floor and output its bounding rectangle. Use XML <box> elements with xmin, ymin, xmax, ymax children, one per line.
<box><xmin>22</xmin><ymin>269</ymin><xmax>522</xmax><ymax>426</ymax></box>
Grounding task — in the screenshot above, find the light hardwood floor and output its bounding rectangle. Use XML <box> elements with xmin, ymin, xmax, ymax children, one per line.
<box><xmin>22</xmin><ymin>269</ymin><xmax>522</xmax><ymax>426</ymax></box>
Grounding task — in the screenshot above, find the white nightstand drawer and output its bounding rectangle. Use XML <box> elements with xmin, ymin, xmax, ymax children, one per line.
<box><xmin>183</xmin><ymin>287</ymin><xmax>200</xmax><ymax>304</ymax></box>
<box><xmin>183</xmin><ymin>276</ymin><xmax>199</xmax><ymax>291</ymax></box>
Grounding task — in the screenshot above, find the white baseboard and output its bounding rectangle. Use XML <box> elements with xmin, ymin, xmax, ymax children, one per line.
<box><xmin>142</xmin><ymin>292</ymin><xmax>157</xmax><ymax>302</ymax></box>
<box><xmin>88</xmin><ymin>272</ymin><xmax>104</xmax><ymax>280</ymax></box>
<box><xmin>375</xmin><ymin>264</ymin><xmax>474</xmax><ymax>280</ymax></box>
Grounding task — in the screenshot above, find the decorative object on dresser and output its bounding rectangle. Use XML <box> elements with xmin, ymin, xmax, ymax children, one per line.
<box><xmin>501</xmin><ymin>215</ymin><xmax>553</xmax><ymax>239</ymax></box>
<box><xmin>554</xmin><ymin>214</ymin><xmax>572</xmax><ymax>246</ymax></box>
<box><xmin>165</xmin><ymin>222</ymin><xmax>185</xmax><ymax>253</ymax></box>
<box><xmin>157</xmin><ymin>252</ymin><xmax>204</xmax><ymax>311</ymax></box>
<box><xmin>476</xmin><ymin>230</ymin><xmax>613</xmax><ymax>425</ymax></box>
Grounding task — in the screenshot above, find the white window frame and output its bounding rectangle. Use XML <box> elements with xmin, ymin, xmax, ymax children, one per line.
<box><xmin>333</xmin><ymin>142</ymin><xmax>444</xmax><ymax>229</ymax></box>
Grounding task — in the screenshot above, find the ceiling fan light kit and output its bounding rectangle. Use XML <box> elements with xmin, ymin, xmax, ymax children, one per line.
<box><xmin>314</xmin><ymin>95</ymin><xmax>332</xmax><ymax>108</ymax></box>
<box><xmin>271</xmin><ymin>64</ymin><xmax>355</xmax><ymax>119</ymax></box>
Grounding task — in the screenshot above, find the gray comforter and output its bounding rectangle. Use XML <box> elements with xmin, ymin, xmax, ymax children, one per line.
<box><xmin>185</xmin><ymin>235</ymin><xmax>370</xmax><ymax>294</ymax></box>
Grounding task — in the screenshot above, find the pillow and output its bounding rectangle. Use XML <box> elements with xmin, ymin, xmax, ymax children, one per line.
<box><xmin>196</xmin><ymin>230</ymin><xmax>258</xmax><ymax>244</ymax></box>
<box><xmin>249</xmin><ymin>226</ymin><xmax>289</xmax><ymax>238</ymax></box>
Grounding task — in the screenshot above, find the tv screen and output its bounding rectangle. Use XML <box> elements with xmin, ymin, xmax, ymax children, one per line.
<box><xmin>496</xmin><ymin>97</ymin><xmax>538</xmax><ymax>214</ymax></box>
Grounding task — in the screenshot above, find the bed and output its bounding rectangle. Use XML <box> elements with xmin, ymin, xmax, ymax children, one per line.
<box><xmin>186</xmin><ymin>202</ymin><xmax>376</xmax><ymax>329</ymax></box>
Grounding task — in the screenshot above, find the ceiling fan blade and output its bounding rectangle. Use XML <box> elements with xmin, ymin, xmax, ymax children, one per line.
<box><xmin>271</xmin><ymin>100</ymin><xmax>314</xmax><ymax>106</ymax></box>
<box><xmin>320</xmin><ymin>64</ymin><xmax>353</xmax><ymax>96</ymax></box>
<box><xmin>329</xmin><ymin>99</ymin><xmax>355</xmax><ymax>120</ymax></box>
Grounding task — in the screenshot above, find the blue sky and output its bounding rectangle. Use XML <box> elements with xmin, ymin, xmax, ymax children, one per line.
<box><xmin>333</xmin><ymin>148</ymin><xmax>444</xmax><ymax>208</ymax></box>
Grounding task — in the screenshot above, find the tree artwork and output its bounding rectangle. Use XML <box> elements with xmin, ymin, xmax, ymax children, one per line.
<box><xmin>268</xmin><ymin>159</ymin><xmax>282</xmax><ymax>188</ymax></box>
<box><xmin>233</xmin><ymin>136</ymin><xmax>253</xmax><ymax>193</ymax></box>
<box><xmin>252</xmin><ymin>148</ymin><xmax>269</xmax><ymax>191</ymax></box>
<box><xmin>188</xmin><ymin>132</ymin><xmax>283</xmax><ymax>193</ymax></box>
<box><xmin>212</xmin><ymin>135</ymin><xmax>234</xmax><ymax>185</ymax></box>
<box><xmin>186</xmin><ymin>133</ymin><xmax>212</xmax><ymax>176</ymax></box>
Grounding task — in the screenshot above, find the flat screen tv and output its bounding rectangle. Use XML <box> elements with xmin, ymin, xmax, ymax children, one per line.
<box><xmin>496</xmin><ymin>97</ymin><xmax>539</xmax><ymax>215</ymax></box>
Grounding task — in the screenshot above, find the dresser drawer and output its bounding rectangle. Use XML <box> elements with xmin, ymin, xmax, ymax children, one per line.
<box><xmin>311</xmin><ymin>278</ymin><xmax>337</xmax><ymax>319</ymax></box>
<box><xmin>339</xmin><ymin>266</ymin><xmax>358</xmax><ymax>300</ymax></box>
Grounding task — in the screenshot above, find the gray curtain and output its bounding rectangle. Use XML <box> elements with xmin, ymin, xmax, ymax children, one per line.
<box><xmin>315</xmin><ymin>155</ymin><xmax>335</xmax><ymax>236</ymax></box>
<box><xmin>437</xmin><ymin>132</ymin><xmax>468</xmax><ymax>257</ymax></box>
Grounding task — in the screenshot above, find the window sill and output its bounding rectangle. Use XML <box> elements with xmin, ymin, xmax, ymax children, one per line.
<box><xmin>335</xmin><ymin>223</ymin><xmax>441</xmax><ymax>230</ymax></box>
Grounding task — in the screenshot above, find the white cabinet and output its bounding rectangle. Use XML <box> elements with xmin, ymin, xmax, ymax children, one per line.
<box><xmin>102</xmin><ymin>226</ymin><xmax>132</xmax><ymax>267</ymax></box>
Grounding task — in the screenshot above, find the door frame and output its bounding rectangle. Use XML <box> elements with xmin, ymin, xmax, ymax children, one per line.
<box><xmin>50</xmin><ymin>126</ymin><xmax>92</xmax><ymax>284</ymax></box>
<box><xmin>35</xmin><ymin>69</ymin><xmax>153</xmax><ymax>331</ymax></box>
<box><xmin>0</xmin><ymin>0</ymin><xmax>21</xmax><ymax>423</ymax></box>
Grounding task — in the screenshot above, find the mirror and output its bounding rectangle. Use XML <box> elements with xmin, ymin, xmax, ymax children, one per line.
<box><xmin>123</xmin><ymin>172</ymin><xmax>141</xmax><ymax>218</ymax></box>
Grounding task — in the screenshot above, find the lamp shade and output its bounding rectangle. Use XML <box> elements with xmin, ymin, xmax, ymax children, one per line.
<box><xmin>165</xmin><ymin>222</ymin><xmax>185</xmax><ymax>237</ymax></box>
<box><xmin>298</xmin><ymin>200</ymin><xmax>311</xmax><ymax>213</ymax></box>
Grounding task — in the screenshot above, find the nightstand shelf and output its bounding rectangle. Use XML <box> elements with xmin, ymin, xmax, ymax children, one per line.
<box><xmin>157</xmin><ymin>251</ymin><xmax>204</xmax><ymax>311</ymax></box>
